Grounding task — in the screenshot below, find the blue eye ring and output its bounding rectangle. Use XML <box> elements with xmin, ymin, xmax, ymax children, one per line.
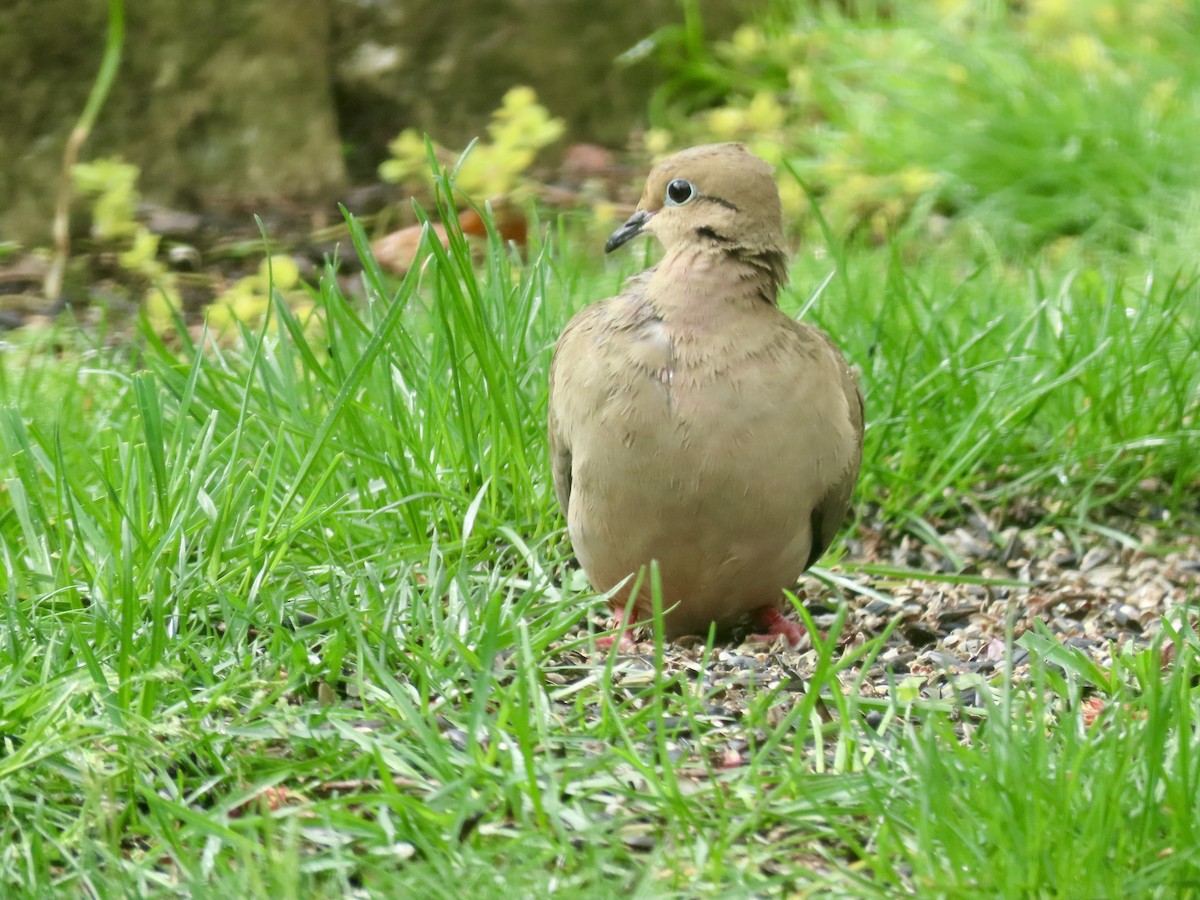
<box><xmin>665</xmin><ymin>179</ymin><xmax>697</xmax><ymax>206</ymax></box>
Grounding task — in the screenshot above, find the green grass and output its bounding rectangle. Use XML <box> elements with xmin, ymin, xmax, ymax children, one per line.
<box><xmin>652</xmin><ymin>0</ymin><xmax>1200</xmax><ymax>261</ymax></box>
<box><xmin>856</xmin><ymin>620</ymin><xmax>1200</xmax><ymax>898</ymax></box>
<box><xmin>4</xmin><ymin>1</ymin><xmax>1200</xmax><ymax>894</ymax></box>
<box><xmin>1</xmin><ymin>168</ymin><xmax>1197</xmax><ymax>895</ymax></box>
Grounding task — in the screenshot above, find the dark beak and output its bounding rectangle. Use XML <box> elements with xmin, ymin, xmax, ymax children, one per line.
<box><xmin>605</xmin><ymin>209</ymin><xmax>653</xmax><ymax>254</ymax></box>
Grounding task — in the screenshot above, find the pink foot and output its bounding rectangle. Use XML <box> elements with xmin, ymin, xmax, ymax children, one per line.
<box><xmin>595</xmin><ymin>607</ymin><xmax>639</xmax><ymax>652</ymax></box>
<box><xmin>749</xmin><ymin>606</ymin><xmax>806</xmax><ymax>647</ymax></box>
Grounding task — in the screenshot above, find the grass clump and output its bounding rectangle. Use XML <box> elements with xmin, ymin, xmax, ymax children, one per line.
<box><xmin>1</xmin><ymin>152</ymin><xmax>1197</xmax><ymax>893</ymax></box>
<box><xmin>3</xmin><ymin>4</ymin><xmax>1200</xmax><ymax>891</ymax></box>
<box><xmin>851</xmin><ymin>619</ymin><xmax>1200</xmax><ymax>899</ymax></box>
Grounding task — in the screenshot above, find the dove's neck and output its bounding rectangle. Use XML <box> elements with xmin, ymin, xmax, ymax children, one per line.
<box><xmin>648</xmin><ymin>244</ymin><xmax>787</xmax><ymax>315</ymax></box>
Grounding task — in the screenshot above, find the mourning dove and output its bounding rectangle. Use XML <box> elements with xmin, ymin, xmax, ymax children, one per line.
<box><xmin>548</xmin><ymin>143</ymin><xmax>863</xmax><ymax>644</ymax></box>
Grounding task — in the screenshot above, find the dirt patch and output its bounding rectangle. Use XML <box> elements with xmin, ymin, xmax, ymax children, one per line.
<box><xmin>548</xmin><ymin>510</ymin><xmax>1199</xmax><ymax>743</ymax></box>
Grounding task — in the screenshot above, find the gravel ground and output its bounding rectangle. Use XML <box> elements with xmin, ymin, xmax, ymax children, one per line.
<box><xmin>546</xmin><ymin>506</ymin><xmax>1200</xmax><ymax>751</ymax></box>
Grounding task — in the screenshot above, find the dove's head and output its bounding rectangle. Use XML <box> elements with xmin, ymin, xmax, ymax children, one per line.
<box><xmin>604</xmin><ymin>143</ymin><xmax>786</xmax><ymax>264</ymax></box>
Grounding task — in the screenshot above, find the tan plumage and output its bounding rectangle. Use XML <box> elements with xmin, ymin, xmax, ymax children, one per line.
<box><xmin>549</xmin><ymin>143</ymin><xmax>863</xmax><ymax>642</ymax></box>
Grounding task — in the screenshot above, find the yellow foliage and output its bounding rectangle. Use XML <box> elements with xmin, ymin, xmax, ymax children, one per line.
<box><xmin>72</xmin><ymin>157</ymin><xmax>141</xmax><ymax>240</ymax></box>
<box><xmin>933</xmin><ymin>0</ymin><xmax>973</xmax><ymax>18</ymax></box>
<box><xmin>119</xmin><ymin>227</ymin><xmax>161</xmax><ymax>274</ymax></box>
<box><xmin>380</xmin><ymin>86</ymin><xmax>564</xmax><ymax>199</ymax></box>
<box><xmin>208</xmin><ymin>255</ymin><xmax>307</xmax><ymax>336</ymax></box>
<box><xmin>72</xmin><ymin>157</ymin><xmax>187</xmax><ymax>332</ymax></box>
<box><xmin>378</xmin><ymin>130</ymin><xmax>430</xmax><ymax>185</ymax></box>
<box><xmin>728</xmin><ymin>24</ymin><xmax>764</xmax><ymax>57</ymax></box>
<box><xmin>643</xmin><ymin>128</ymin><xmax>674</xmax><ymax>159</ymax></box>
<box><xmin>1025</xmin><ymin>0</ymin><xmax>1186</xmax><ymax>51</ymax></box>
<box><xmin>705</xmin><ymin>106</ymin><xmax>746</xmax><ymax>140</ymax></box>
<box><xmin>144</xmin><ymin>285</ymin><xmax>183</xmax><ymax>333</ymax></box>
<box><xmin>744</xmin><ymin>92</ymin><xmax>786</xmax><ymax>133</ymax></box>
<box><xmin>1148</xmin><ymin>78</ymin><xmax>1180</xmax><ymax>117</ymax></box>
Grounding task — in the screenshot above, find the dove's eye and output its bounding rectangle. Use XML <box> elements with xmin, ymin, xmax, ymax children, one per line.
<box><xmin>665</xmin><ymin>179</ymin><xmax>697</xmax><ymax>206</ymax></box>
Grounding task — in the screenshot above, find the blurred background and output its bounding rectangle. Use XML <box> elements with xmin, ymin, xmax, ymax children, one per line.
<box><xmin>0</xmin><ymin>0</ymin><xmax>756</xmax><ymax>240</ymax></box>
<box><xmin>2</xmin><ymin>0</ymin><xmax>1198</xmax><ymax>325</ymax></box>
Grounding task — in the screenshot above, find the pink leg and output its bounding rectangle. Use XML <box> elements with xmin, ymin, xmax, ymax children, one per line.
<box><xmin>595</xmin><ymin>606</ymin><xmax>639</xmax><ymax>651</ymax></box>
<box><xmin>749</xmin><ymin>606</ymin><xmax>806</xmax><ymax>647</ymax></box>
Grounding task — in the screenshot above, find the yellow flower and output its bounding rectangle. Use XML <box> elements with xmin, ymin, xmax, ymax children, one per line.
<box><xmin>144</xmin><ymin>285</ymin><xmax>182</xmax><ymax>333</ymax></box>
<box><xmin>73</xmin><ymin>158</ymin><xmax>142</xmax><ymax>240</ymax></box>
<box><xmin>644</xmin><ymin>128</ymin><xmax>673</xmax><ymax>158</ymax></box>
<box><xmin>379</xmin><ymin>86</ymin><xmax>563</xmax><ymax>196</ymax></box>
<box><xmin>745</xmin><ymin>92</ymin><xmax>786</xmax><ymax>132</ymax></box>
<box><xmin>749</xmin><ymin>139</ymin><xmax>784</xmax><ymax>167</ymax></box>
<box><xmin>729</xmin><ymin>25</ymin><xmax>764</xmax><ymax>58</ymax></box>
<box><xmin>705</xmin><ymin>107</ymin><xmax>746</xmax><ymax>139</ymax></box>
<box><xmin>1062</xmin><ymin>33</ymin><xmax>1110</xmax><ymax>75</ymax></box>
<box><xmin>897</xmin><ymin>165</ymin><xmax>937</xmax><ymax>196</ymax></box>
<box><xmin>379</xmin><ymin>129</ymin><xmax>429</xmax><ymax>184</ymax></box>
<box><xmin>118</xmin><ymin>227</ymin><xmax>161</xmax><ymax>275</ymax></box>
<box><xmin>1025</xmin><ymin>0</ymin><xmax>1074</xmax><ymax>39</ymax></box>
<box><xmin>787</xmin><ymin>67</ymin><xmax>812</xmax><ymax>97</ymax></box>
<box><xmin>934</xmin><ymin>0</ymin><xmax>972</xmax><ymax>17</ymax></box>
<box><xmin>1148</xmin><ymin>78</ymin><xmax>1179</xmax><ymax>117</ymax></box>
<box><xmin>258</xmin><ymin>255</ymin><xmax>300</xmax><ymax>291</ymax></box>
<box><xmin>777</xmin><ymin>180</ymin><xmax>806</xmax><ymax>218</ymax></box>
